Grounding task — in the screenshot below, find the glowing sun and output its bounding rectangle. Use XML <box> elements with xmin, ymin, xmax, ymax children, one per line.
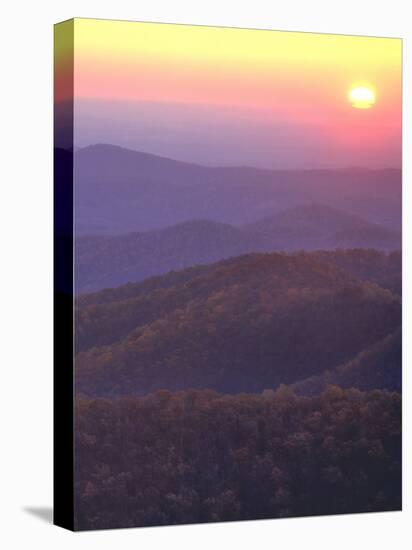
<box><xmin>348</xmin><ymin>85</ymin><xmax>376</xmax><ymax>109</ymax></box>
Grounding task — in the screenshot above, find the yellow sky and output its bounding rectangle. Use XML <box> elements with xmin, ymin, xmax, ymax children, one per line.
<box><xmin>73</xmin><ymin>18</ymin><xmax>401</xmax><ymax>73</ymax></box>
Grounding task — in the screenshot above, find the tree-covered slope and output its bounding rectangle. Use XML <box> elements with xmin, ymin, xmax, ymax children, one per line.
<box><xmin>75</xmin><ymin>387</ymin><xmax>401</xmax><ymax>530</ymax></box>
<box><xmin>75</xmin><ymin>252</ymin><xmax>401</xmax><ymax>397</ymax></box>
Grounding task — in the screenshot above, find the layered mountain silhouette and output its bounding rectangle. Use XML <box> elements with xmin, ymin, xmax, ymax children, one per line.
<box><xmin>73</xmin><ymin>144</ymin><xmax>401</xmax><ymax>234</ymax></box>
<box><xmin>70</xmin><ymin>141</ymin><xmax>402</xmax><ymax>529</ymax></box>
<box><xmin>75</xmin><ymin>251</ymin><xmax>401</xmax><ymax>397</ymax></box>
<box><xmin>75</xmin><ymin>205</ymin><xmax>400</xmax><ymax>293</ymax></box>
<box><xmin>72</xmin><ymin>144</ymin><xmax>401</xmax><ymax>401</ymax></box>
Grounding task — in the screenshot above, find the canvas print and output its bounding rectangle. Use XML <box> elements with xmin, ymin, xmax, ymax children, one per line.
<box><xmin>54</xmin><ymin>18</ymin><xmax>402</xmax><ymax>531</ymax></box>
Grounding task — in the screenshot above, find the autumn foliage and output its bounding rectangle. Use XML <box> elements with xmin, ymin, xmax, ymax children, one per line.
<box><xmin>75</xmin><ymin>386</ymin><xmax>401</xmax><ymax>530</ymax></box>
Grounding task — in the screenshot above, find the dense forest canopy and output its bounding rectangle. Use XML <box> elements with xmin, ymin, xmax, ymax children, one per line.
<box><xmin>75</xmin><ymin>386</ymin><xmax>401</xmax><ymax>530</ymax></box>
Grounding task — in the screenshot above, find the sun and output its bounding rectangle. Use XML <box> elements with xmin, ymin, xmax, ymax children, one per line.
<box><xmin>348</xmin><ymin>85</ymin><xmax>376</xmax><ymax>109</ymax></box>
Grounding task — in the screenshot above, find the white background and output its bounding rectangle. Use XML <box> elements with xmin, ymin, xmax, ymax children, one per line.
<box><xmin>0</xmin><ymin>0</ymin><xmax>410</xmax><ymax>548</ymax></box>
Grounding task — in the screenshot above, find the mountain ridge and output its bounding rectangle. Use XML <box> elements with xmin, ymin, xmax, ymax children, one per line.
<box><xmin>72</xmin><ymin>143</ymin><xmax>401</xmax><ymax>235</ymax></box>
<box><xmin>76</xmin><ymin>143</ymin><xmax>401</xmax><ymax>173</ymax></box>
<box><xmin>75</xmin><ymin>206</ymin><xmax>400</xmax><ymax>293</ymax></box>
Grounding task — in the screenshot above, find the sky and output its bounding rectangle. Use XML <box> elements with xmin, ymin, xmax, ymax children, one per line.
<box><xmin>56</xmin><ymin>18</ymin><xmax>402</xmax><ymax>168</ymax></box>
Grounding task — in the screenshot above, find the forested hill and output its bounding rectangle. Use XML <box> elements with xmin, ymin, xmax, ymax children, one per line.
<box><xmin>75</xmin><ymin>206</ymin><xmax>400</xmax><ymax>294</ymax></box>
<box><xmin>75</xmin><ymin>251</ymin><xmax>401</xmax><ymax>397</ymax></box>
<box><xmin>75</xmin><ymin>387</ymin><xmax>401</xmax><ymax>530</ymax></box>
<box><xmin>76</xmin><ymin>248</ymin><xmax>401</xmax><ymax>309</ymax></box>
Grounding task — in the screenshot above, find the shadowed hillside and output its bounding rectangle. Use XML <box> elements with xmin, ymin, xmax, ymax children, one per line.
<box><xmin>292</xmin><ymin>328</ymin><xmax>401</xmax><ymax>395</ymax></box>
